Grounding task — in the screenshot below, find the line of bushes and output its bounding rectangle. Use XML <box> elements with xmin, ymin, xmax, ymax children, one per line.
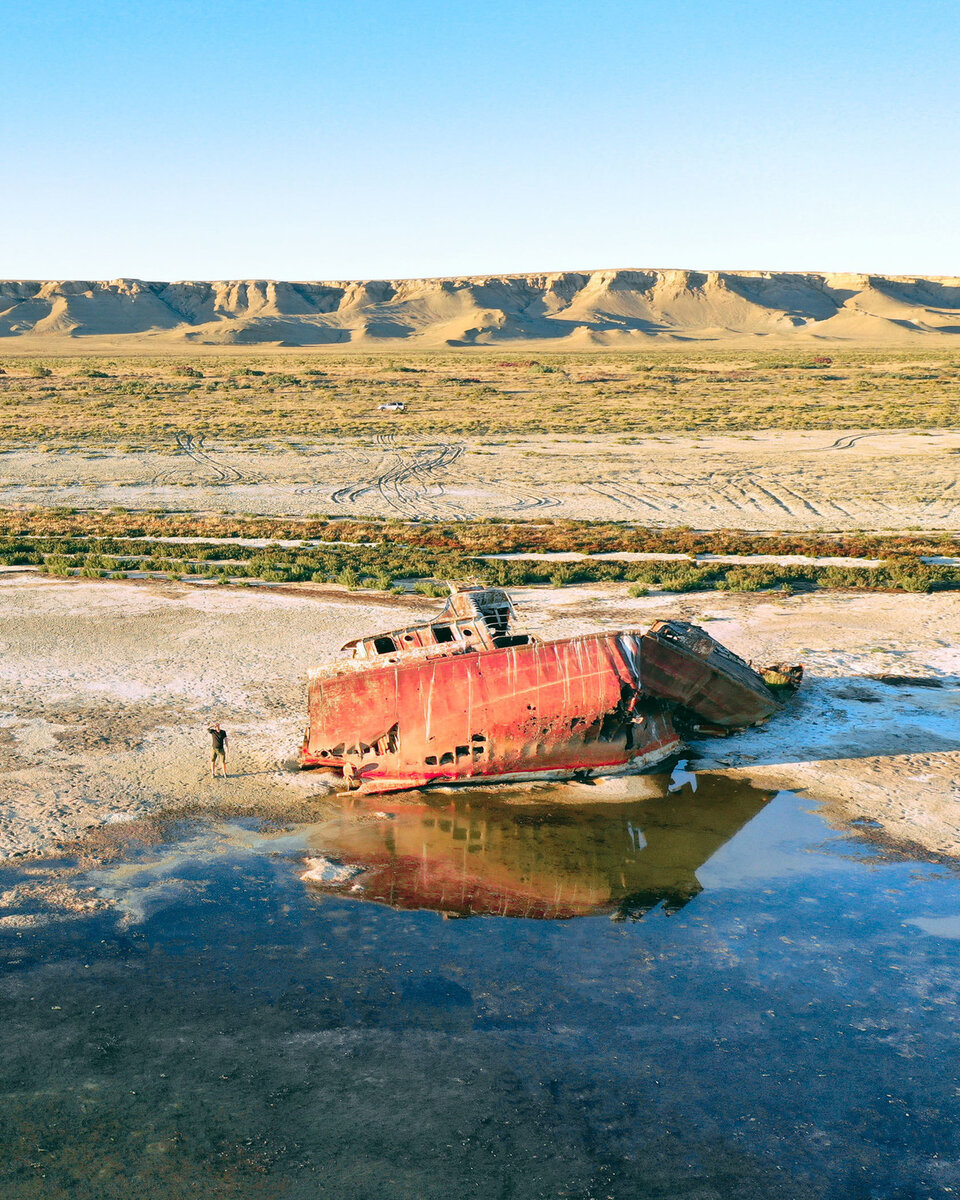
<box><xmin>0</xmin><ymin>509</ymin><xmax>957</xmax><ymax>560</ymax></box>
<box><xmin>4</xmin><ymin>536</ymin><xmax>958</xmax><ymax>594</ymax></box>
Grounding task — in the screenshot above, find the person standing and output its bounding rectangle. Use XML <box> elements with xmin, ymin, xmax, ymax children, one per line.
<box><xmin>208</xmin><ymin>722</ymin><xmax>229</xmax><ymax>778</ymax></box>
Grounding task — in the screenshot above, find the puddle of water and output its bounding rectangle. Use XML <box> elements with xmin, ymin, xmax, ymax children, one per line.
<box><xmin>2</xmin><ymin>778</ymin><xmax>960</xmax><ymax>1198</ymax></box>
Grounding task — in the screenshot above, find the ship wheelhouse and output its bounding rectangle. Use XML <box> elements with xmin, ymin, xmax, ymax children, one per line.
<box><xmin>342</xmin><ymin>586</ymin><xmax>536</xmax><ymax>661</ymax></box>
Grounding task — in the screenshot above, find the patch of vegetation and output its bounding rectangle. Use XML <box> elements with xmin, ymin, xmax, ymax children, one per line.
<box><xmin>0</xmin><ymin>349</ymin><xmax>957</xmax><ymax>442</ymax></box>
<box><xmin>1</xmin><ymin>509</ymin><xmax>956</xmax><ymax>559</ymax></box>
<box><xmin>6</xmin><ymin>510</ymin><xmax>957</xmax><ymax>595</ymax></box>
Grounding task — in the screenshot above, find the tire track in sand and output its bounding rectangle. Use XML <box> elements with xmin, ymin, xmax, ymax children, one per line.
<box><xmin>330</xmin><ymin>438</ymin><xmax>466</xmax><ymax>515</ymax></box>
<box><xmin>153</xmin><ymin>432</ymin><xmax>246</xmax><ymax>485</ymax></box>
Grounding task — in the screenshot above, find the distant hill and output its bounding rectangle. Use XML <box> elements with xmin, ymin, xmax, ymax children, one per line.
<box><xmin>3</xmin><ymin>269</ymin><xmax>960</xmax><ymax>349</ymax></box>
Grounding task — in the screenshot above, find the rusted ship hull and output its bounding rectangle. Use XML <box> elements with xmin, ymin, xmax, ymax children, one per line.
<box><xmin>299</xmin><ymin>586</ymin><xmax>798</xmax><ymax>797</ymax></box>
<box><xmin>634</xmin><ymin>622</ymin><xmax>788</xmax><ymax>728</ymax></box>
<box><xmin>301</xmin><ymin>632</ymin><xmax>681</xmax><ymax>795</ymax></box>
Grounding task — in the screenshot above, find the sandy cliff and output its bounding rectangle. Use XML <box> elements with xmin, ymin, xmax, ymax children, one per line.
<box><xmin>3</xmin><ymin>269</ymin><xmax>960</xmax><ymax>348</ymax></box>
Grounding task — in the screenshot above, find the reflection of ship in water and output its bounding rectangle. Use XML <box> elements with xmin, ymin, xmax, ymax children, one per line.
<box><xmin>301</xmin><ymin>774</ymin><xmax>775</xmax><ymax>920</ymax></box>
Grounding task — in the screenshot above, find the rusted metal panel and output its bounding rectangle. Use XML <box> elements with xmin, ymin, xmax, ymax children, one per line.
<box><xmin>638</xmin><ymin>620</ymin><xmax>784</xmax><ymax>728</ymax></box>
<box><xmin>303</xmin><ymin>631</ymin><xmax>680</xmax><ymax>794</ymax></box>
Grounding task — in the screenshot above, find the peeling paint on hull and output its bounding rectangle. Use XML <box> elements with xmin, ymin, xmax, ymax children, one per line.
<box><xmin>353</xmin><ymin>735</ymin><xmax>682</xmax><ymax>796</ymax></box>
<box><xmin>301</xmin><ymin>632</ymin><xmax>680</xmax><ymax>795</ymax></box>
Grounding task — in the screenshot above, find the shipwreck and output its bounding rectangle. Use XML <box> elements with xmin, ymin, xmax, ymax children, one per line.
<box><xmin>299</xmin><ymin>585</ymin><xmax>801</xmax><ymax>795</ymax></box>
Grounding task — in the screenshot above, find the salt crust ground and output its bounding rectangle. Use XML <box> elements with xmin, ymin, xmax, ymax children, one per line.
<box><xmin>0</xmin><ymin>575</ymin><xmax>957</xmax><ymax>885</ymax></box>
<box><xmin>1</xmin><ymin>429</ymin><xmax>959</xmax><ymax>529</ymax></box>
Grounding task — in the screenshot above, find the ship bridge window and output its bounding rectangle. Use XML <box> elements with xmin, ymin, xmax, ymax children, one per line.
<box><xmin>373</xmin><ymin>636</ymin><xmax>397</xmax><ymax>654</ymax></box>
<box><xmin>493</xmin><ymin>634</ymin><xmax>529</xmax><ymax>648</ymax></box>
<box><xmin>462</xmin><ymin>628</ymin><xmax>474</xmax><ymax>638</ymax></box>
<box><xmin>432</xmin><ymin>625</ymin><xmax>455</xmax><ymax>643</ymax></box>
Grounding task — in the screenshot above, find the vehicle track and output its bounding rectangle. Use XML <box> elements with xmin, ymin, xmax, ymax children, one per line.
<box><xmin>153</xmin><ymin>432</ymin><xmax>245</xmax><ymax>484</ymax></box>
<box><xmin>583</xmin><ymin>481</ymin><xmax>663</xmax><ymax>514</ymax></box>
<box><xmin>580</xmin><ymin>467</ymin><xmax>877</xmax><ymax>526</ymax></box>
<box><xmin>828</xmin><ymin>432</ymin><xmax>884</xmax><ymax>450</ymax></box>
<box><xmin>331</xmin><ymin>439</ymin><xmax>466</xmax><ymax>514</ymax></box>
<box><xmin>293</xmin><ymin>440</ymin><xmax>379</xmax><ymax>499</ymax></box>
<box><xmin>507</xmin><ymin>487</ymin><xmax>562</xmax><ymax>512</ymax></box>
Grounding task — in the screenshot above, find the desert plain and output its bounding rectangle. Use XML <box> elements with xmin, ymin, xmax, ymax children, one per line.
<box><xmin>0</xmin><ymin>320</ymin><xmax>958</xmax><ymax>921</ymax></box>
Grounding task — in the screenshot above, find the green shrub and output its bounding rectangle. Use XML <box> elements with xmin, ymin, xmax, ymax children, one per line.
<box><xmin>717</xmin><ymin>567</ymin><xmax>773</xmax><ymax>592</ymax></box>
<box><xmin>653</xmin><ymin>566</ymin><xmax>717</xmax><ymax>592</ymax></box>
<box><xmin>413</xmin><ymin>581</ymin><xmax>447</xmax><ymax>597</ymax></box>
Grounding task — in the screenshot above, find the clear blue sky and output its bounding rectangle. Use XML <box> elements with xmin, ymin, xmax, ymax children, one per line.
<box><xmin>4</xmin><ymin>1</ymin><xmax>958</xmax><ymax>280</ymax></box>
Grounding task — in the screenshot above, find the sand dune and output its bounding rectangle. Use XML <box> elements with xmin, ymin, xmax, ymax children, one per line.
<box><xmin>3</xmin><ymin>269</ymin><xmax>960</xmax><ymax>349</ymax></box>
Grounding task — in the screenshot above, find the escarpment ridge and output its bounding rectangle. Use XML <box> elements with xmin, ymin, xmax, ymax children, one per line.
<box><xmin>3</xmin><ymin>269</ymin><xmax>960</xmax><ymax>348</ymax></box>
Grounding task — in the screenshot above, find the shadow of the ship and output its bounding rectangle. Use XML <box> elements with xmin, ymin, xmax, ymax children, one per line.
<box><xmin>301</xmin><ymin>773</ymin><xmax>777</xmax><ymax>921</ymax></box>
<box><xmin>704</xmin><ymin>673</ymin><xmax>960</xmax><ymax>766</ymax></box>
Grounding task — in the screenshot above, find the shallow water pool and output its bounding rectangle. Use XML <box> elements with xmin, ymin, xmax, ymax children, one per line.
<box><xmin>2</xmin><ymin>777</ymin><xmax>960</xmax><ymax>1199</ymax></box>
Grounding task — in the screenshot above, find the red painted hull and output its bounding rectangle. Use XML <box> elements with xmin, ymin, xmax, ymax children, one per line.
<box><xmin>301</xmin><ymin>632</ymin><xmax>680</xmax><ymax>795</ymax></box>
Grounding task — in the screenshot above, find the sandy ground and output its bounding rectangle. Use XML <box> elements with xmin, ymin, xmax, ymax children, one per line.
<box><xmin>0</xmin><ymin>574</ymin><xmax>957</xmax><ymax>875</ymax></box>
<box><xmin>1</xmin><ymin>429</ymin><xmax>959</xmax><ymax>528</ymax></box>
